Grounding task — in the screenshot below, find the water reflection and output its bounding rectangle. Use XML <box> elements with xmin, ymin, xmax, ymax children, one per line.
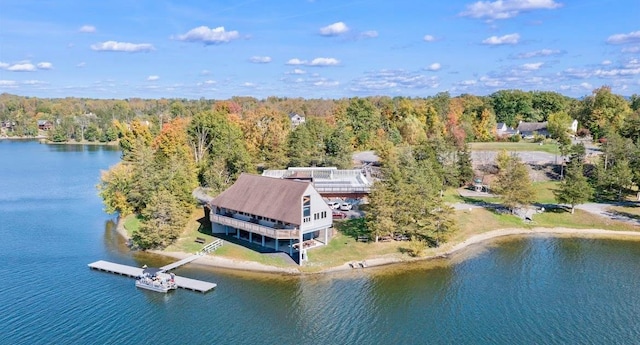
<box><xmin>46</xmin><ymin>143</ymin><xmax>120</xmax><ymax>153</ymax></box>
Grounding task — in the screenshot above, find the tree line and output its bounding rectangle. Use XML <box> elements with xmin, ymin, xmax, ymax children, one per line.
<box><xmin>15</xmin><ymin>85</ymin><xmax>634</xmax><ymax>250</ymax></box>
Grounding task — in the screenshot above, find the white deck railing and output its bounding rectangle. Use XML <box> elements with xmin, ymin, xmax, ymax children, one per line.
<box><xmin>211</xmin><ymin>214</ymin><xmax>300</xmax><ymax>239</ymax></box>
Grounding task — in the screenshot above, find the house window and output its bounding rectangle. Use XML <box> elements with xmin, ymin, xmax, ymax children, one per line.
<box><xmin>303</xmin><ymin>217</ymin><xmax>311</xmax><ymax>223</ymax></box>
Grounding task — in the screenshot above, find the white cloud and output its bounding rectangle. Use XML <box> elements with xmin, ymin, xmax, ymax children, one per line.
<box><xmin>23</xmin><ymin>80</ymin><xmax>47</xmax><ymax>85</ymax></box>
<box><xmin>351</xmin><ymin>69</ymin><xmax>439</xmax><ymax>92</ymax></box>
<box><xmin>287</xmin><ymin>69</ymin><xmax>306</xmax><ymax>75</ymax></box>
<box><xmin>360</xmin><ymin>30</ymin><xmax>378</xmax><ymax>38</ymax></box>
<box><xmin>459</xmin><ymin>80</ymin><xmax>477</xmax><ymax>86</ymax></box>
<box><xmin>200</xmin><ymin>70</ymin><xmax>211</xmax><ymax>75</ymax></box>
<box><xmin>606</xmin><ymin>31</ymin><xmax>640</xmax><ymax>44</ymax></box>
<box><xmin>79</xmin><ymin>25</ymin><xmax>96</xmax><ymax>33</ymax></box>
<box><xmin>174</xmin><ymin>26</ymin><xmax>240</xmax><ymax>44</ymax></box>
<box><xmin>77</xmin><ymin>62</ymin><xmax>86</xmax><ymax>68</ymax></box>
<box><xmin>313</xmin><ymin>80</ymin><xmax>340</xmax><ymax>87</ymax></box>
<box><xmin>561</xmin><ymin>68</ymin><xmax>591</xmax><ymax>79</ymax></box>
<box><xmin>287</xmin><ymin>58</ymin><xmax>339</xmax><ymax>67</ymax></box>
<box><xmin>522</xmin><ymin>62</ymin><xmax>543</xmax><ymax>70</ymax></box>
<box><xmin>426</xmin><ymin>63</ymin><xmax>441</xmax><ymax>71</ymax></box>
<box><xmin>423</xmin><ymin>35</ymin><xmax>436</xmax><ymax>42</ymax></box>
<box><xmin>461</xmin><ymin>0</ymin><xmax>562</xmax><ymax>20</ymax></box>
<box><xmin>482</xmin><ymin>33</ymin><xmax>520</xmax><ymax>45</ymax></box>
<box><xmin>203</xmin><ymin>80</ymin><xmax>216</xmax><ymax>85</ymax></box>
<box><xmin>622</xmin><ymin>46</ymin><xmax>640</xmax><ymax>53</ymax></box>
<box><xmin>147</xmin><ymin>75</ymin><xmax>160</xmax><ymax>81</ymax></box>
<box><xmin>36</xmin><ymin>62</ymin><xmax>53</xmax><ymax>70</ymax></box>
<box><xmin>479</xmin><ymin>75</ymin><xmax>506</xmax><ymax>88</ymax></box>
<box><xmin>308</xmin><ymin>57</ymin><xmax>340</xmax><ymax>66</ymax></box>
<box><xmin>319</xmin><ymin>22</ymin><xmax>349</xmax><ymax>36</ymax></box>
<box><xmin>0</xmin><ymin>62</ymin><xmax>9</xmax><ymax>69</ymax></box>
<box><xmin>249</xmin><ymin>56</ymin><xmax>272</xmax><ymax>63</ymax></box>
<box><xmin>594</xmin><ymin>67</ymin><xmax>640</xmax><ymax>77</ymax></box>
<box><xmin>243</xmin><ymin>82</ymin><xmax>256</xmax><ymax>87</ymax></box>
<box><xmin>601</xmin><ymin>60</ymin><xmax>612</xmax><ymax>65</ymax></box>
<box><xmin>7</xmin><ymin>63</ymin><xmax>36</xmax><ymax>72</ymax></box>
<box><xmin>0</xmin><ymin>80</ymin><xmax>17</xmax><ymax>86</ymax></box>
<box><xmin>91</xmin><ymin>41</ymin><xmax>155</xmax><ymax>52</ymax></box>
<box><xmin>580</xmin><ymin>82</ymin><xmax>592</xmax><ymax>89</ymax></box>
<box><xmin>517</xmin><ymin>48</ymin><xmax>561</xmax><ymax>58</ymax></box>
<box><xmin>286</xmin><ymin>58</ymin><xmax>306</xmax><ymax>65</ymax></box>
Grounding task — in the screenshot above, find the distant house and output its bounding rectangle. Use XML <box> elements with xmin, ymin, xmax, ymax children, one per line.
<box><xmin>516</xmin><ymin>119</ymin><xmax>579</xmax><ymax>138</ymax></box>
<box><xmin>516</xmin><ymin>121</ymin><xmax>548</xmax><ymax>138</ymax></box>
<box><xmin>288</xmin><ymin>112</ymin><xmax>306</xmax><ymax>127</ymax></box>
<box><xmin>209</xmin><ymin>173</ymin><xmax>333</xmax><ymax>264</ymax></box>
<box><xmin>37</xmin><ymin>120</ymin><xmax>53</xmax><ymax>131</ymax></box>
<box><xmin>569</xmin><ymin>119</ymin><xmax>578</xmax><ymax>133</ymax></box>
<box><xmin>496</xmin><ymin>123</ymin><xmax>517</xmax><ymax>137</ymax></box>
<box><xmin>1</xmin><ymin>121</ymin><xmax>16</xmax><ymax>131</ymax></box>
<box><xmin>496</xmin><ymin>123</ymin><xmax>508</xmax><ymax>136</ymax></box>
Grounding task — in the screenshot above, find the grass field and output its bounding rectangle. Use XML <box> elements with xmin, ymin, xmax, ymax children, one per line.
<box><xmin>123</xmin><ymin>214</ymin><xmax>142</xmax><ymax>237</ymax></box>
<box><xmin>470</xmin><ymin>142</ymin><xmax>560</xmax><ymax>154</ymax></box>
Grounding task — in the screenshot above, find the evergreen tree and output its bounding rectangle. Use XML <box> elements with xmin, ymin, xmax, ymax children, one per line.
<box><xmin>554</xmin><ymin>160</ymin><xmax>592</xmax><ymax>214</ymax></box>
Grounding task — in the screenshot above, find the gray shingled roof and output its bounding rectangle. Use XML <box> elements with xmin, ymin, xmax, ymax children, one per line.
<box><xmin>516</xmin><ymin>121</ymin><xmax>548</xmax><ymax>133</ymax></box>
<box><xmin>210</xmin><ymin>173</ymin><xmax>310</xmax><ymax>226</ymax></box>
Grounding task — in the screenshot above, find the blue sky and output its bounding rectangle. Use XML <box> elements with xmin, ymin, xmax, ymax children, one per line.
<box><xmin>1</xmin><ymin>0</ymin><xmax>639</xmax><ymax>99</ymax></box>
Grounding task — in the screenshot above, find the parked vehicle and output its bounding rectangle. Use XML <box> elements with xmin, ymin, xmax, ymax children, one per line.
<box><xmin>332</xmin><ymin>211</ymin><xmax>347</xmax><ymax>219</ymax></box>
<box><xmin>327</xmin><ymin>201</ymin><xmax>340</xmax><ymax>209</ymax></box>
<box><xmin>339</xmin><ymin>203</ymin><xmax>352</xmax><ymax>211</ymax></box>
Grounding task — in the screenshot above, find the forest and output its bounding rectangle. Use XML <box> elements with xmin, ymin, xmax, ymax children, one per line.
<box><xmin>3</xmin><ymin>87</ymin><xmax>639</xmax><ymax>250</ymax></box>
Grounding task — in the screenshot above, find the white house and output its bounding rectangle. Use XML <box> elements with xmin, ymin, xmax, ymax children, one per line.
<box><xmin>570</xmin><ymin>119</ymin><xmax>578</xmax><ymax>133</ymax></box>
<box><xmin>209</xmin><ymin>173</ymin><xmax>332</xmax><ymax>264</ymax></box>
<box><xmin>288</xmin><ymin>112</ymin><xmax>306</xmax><ymax>127</ymax></box>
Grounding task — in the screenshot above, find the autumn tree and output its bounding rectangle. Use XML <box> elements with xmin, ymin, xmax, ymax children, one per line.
<box><xmin>492</xmin><ymin>151</ymin><xmax>536</xmax><ymax>213</ymax></box>
<box><xmin>344</xmin><ymin>97</ymin><xmax>381</xmax><ymax>148</ymax></box>
<box><xmin>576</xmin><ymin>86</ymin><xmax>632</xmax><ymax>139</ymax></box>
<box><xmin>241</xmin><ymin>106</ymin><xmax>290</xmax><ymax>168</ymax></box>
<box><xmin>97</xmin><ymin>163</ymin><xmax>134</xmax><ymax>216</ymax></box>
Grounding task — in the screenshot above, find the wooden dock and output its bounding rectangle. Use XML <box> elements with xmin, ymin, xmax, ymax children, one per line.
<box><xmin>88</xmin><ymin>260</ymin><xmax>217</xmax><ymax>293</ymax></box>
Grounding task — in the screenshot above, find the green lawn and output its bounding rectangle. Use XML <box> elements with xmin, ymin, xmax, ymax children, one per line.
<box><xmin>156</xmin><ymin>196</ymin><xmax>638</xmax><ymax>273</ymax></box>
<box><xmin>533</xmin><ymin>181</ymin><xmax>559</xmax><ymax>204</ymax></box>
<box><xmin>470</xmin><ymin>142</ymin><xmax>560</xmax><ymax>154</ymax></box>
<box><xmin>123</xmin><ymin>214</ymin><xmax>143</xmax><ymax>237</ymax></box>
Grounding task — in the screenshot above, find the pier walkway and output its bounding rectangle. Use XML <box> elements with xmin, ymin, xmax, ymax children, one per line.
<box><xmin>160</xmin><ymin>239</ymin><xmax>224</xmax><ymax>272</ymax></box>
<box><xmin>89</xmin><ymin>260</ymin><xmax>217</xmax><ymax>293</ymax></box>
<box><xmin>88</xmin><ymin>239</ymin><xmax>223</xmax><ymax>293</ymax></box>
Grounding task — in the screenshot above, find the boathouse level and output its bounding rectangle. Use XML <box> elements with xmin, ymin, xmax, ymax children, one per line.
<box><xmin>209</xmin><ymin>173</ymin><xmax>333</xmax><ymax>264</ymax></box>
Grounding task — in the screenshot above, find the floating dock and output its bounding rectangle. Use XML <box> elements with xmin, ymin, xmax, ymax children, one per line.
<box><xmin>88</xmin><ymin>260</ymin><xmax>217</xmax><ymax>293</ymax></box>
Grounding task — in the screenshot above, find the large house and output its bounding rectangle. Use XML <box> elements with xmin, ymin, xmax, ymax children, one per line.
<box><xmin>209</xmin><ymin>173</ymin><xmax>333</xmax><ymax>264</ymax></box>
<box><xmin>516</xmin><ymin>119</ymin><xmax>579</xmax><ymax>138</ymax></box>
<box><xmin>516</xmin><ymin>121</ymin><xmax>549</xmax><ymax>138</ymax></box>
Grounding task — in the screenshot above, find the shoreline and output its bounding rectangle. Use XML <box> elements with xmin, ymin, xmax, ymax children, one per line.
<box><xmin>0</xmin><ymin>136</ymin><xmax>118</xmax><ymax>146</ymax></box>
<box><xmin>115</xmin><ymin>216</ymin><xmax>640</xmax><ymax>275</ymax></box>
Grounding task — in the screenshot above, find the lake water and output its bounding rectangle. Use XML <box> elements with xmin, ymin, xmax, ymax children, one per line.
<box><xmin>2</xmin><ymin>140</ymin><xmax>639</xmax><ymax>344</ymax></box>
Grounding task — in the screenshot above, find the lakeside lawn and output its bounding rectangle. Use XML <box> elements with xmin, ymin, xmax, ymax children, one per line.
<box><xmin>162</xmin><ymin>201</ymin><xmax>639</xmax><ymax>273</ymax></box>
<box><xmin>443</xmin><ymin>180</ymin><xmax>559</xmax><ymax>205</ymax></box>
<box><xmin>470</xmin><ymin>142</ymin><xmax>560</xmax><ymax>154</ymax></box>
